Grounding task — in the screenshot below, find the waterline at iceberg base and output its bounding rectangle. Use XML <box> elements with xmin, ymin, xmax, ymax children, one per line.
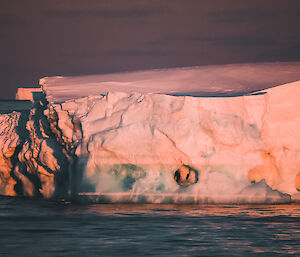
<box><xmin>1</xmin><ymin>64</ymin><xmax>300</xmax><ymax>204</ymax></box>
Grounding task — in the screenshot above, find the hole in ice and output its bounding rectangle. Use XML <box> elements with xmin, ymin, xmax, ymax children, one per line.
<box><xmin>174</xmin><ymin>165</ymin><xmax>198</xmax><ymax>187</ymax></box>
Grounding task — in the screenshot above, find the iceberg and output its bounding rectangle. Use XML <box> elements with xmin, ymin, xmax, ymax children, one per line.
<box><xmin>1</xmin><ymin>63</ymin><xmax>300</xmax><ymax>203</ymax></box>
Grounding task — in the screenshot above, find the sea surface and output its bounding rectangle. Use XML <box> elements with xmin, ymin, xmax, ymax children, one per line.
<box><xmin>0</xmin><ymin>196</ymin><xmax>300</xmax><ymax>257</ymax></box>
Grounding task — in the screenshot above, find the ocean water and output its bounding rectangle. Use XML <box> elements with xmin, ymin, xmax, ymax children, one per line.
<box><xmin>0</xmin><ymin>197</ymin><xmax>300</xmax><ymax>257</ymax></box>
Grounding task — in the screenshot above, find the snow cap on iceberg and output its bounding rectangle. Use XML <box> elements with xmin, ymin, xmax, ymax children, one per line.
<box><xmin>40</xmin><ymin>62</ymin><xmax>300</xmax><ymax>103</ymax></box>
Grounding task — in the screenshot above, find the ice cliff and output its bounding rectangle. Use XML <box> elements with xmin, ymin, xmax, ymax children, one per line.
<box><xmin>1</xmin><ymin>63</ymin><xmax>300</xmax><ymax>203</ymax></box>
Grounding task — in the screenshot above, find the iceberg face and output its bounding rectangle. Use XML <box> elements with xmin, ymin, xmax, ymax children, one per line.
<box><xmin>53</xmin><ymin>82</ymin><xmax>299</xmax><ymax>203</ymax></box>
<box><xmin>0</xmin><ymin>112</ymin><xmax>21</xmax><ymax>195</ymax></box>
<box><xmin>1</xmin><ymin>64</ymin><xmax>300</xmax><ymax>203</ymax></box>
<box><xmin>0</xmin><ymin>100</ymin><xmax>80</xmax><ymax>198</ymax></box>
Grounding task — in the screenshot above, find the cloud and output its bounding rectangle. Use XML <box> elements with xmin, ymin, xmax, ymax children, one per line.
<box><xmin>154</xmin><ymin>34</ymin><xmax>273</xmax><ymax>49</ymax></box>
<box><xmin>45</xmin><ymin>5</ymin><xmax>166</xmax><ymax>20</ymax></box>
<box><xmin>44</xmin><ymin>9</ymin><xmax>85</xmax><ymax>19</ymax></box>
<box><xmin>89</xmin><ymin>7</ymin><xmax>164</xmax><ymax>18</ymax></box>
<box><xmin>260</xmin><ymin>42</ymin><xmax>300</xmax><ymax>60</ymax></box>
<box><xmin>0</xmin><ymin>14</ymin><xmax>29</xmax><ymax>25</ymax></box>
<box><xmin>108</xmin><ymin>48</ymin><xmax>169</xmax><ymax>57</ymax></box>
<box><xmin>202</xmin><ymin>36</ymin><xmax>273</xmax><ymax>47</ymax></box>
<box><xmin>210</xmin><ymin>8</ymin><xmax>272</xmax><ymax>23</ymax></box>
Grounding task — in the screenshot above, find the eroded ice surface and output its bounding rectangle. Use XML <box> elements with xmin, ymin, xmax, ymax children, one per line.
<box><xmin>1</xmin><ymin>63</ymin><xmax>300</xmax><ymax>203</ymax></box>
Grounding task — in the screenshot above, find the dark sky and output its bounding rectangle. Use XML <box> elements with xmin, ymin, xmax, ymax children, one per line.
<box><xmin>0</xmin><ymin>0</ymin><xmax>300</xmax><ymax>99</ymax></box>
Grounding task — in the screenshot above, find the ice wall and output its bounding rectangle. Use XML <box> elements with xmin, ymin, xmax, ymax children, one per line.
<box><xmin>47</xmin><ymin>81</ymin><xmax>299</xmax><ymax>203</ymax></box>
<box><xmin>1</xmin><ymin>64</ymin><xmax>300</xmax><ymax>203</ymax></box>
<box><xmin>0</xmin><ymin>99</ymin><xmax>80</xmax><ymax>198</ymax></box>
